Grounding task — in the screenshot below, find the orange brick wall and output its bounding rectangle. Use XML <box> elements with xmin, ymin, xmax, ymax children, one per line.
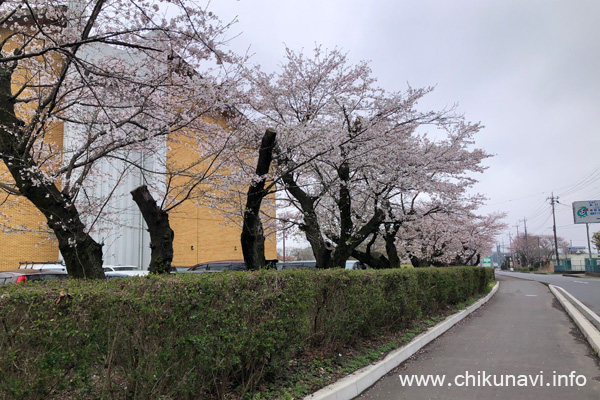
<box><xmin>0</xmin><ymin>196</ymin><xmax>59</xmax><ymax>270</ymax></box>
<box><xmin>167</xmin><ymin>130</ymin><xmax>277</xmax><ymax>267</ymax></box>
<box><xmin>170</xmin><ymin>202</ymin><xmax>277</xmax><ymax>267</ymax></box>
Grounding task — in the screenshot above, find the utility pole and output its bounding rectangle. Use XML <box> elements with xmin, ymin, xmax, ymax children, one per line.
<box><xmin>548</xmin><ymin>193</ymin><xmax>560</xmax><ymax>266</ymax></box>
<box><xmin>513</xmin><ymin>223</ymin><xmax>521</xmax><ymax>268</ymax></box>
<box><xmin>501</xmin><ymin>238</ymin><xmax>505</xmax><ymax>268</ymax></box>
<box><xmin>537</xmin><ymin>237</ymin><xmax>541</xmax><ymax>268</ymax></box>
<box><xmin>282</xmin><ymin>227</ymin><xmax>286</xmax><ymax>261</ymax></box>
<box><xmin>508</xmin><ymin>232</ymin><xmax>514</xmax><ymax>269</ymax></box>
<box><xmin>523</xmin><ymin>217</ymin><xmax>528</xmax><ymax>267</ymax></box>
<box><xmin>586</xmin><ymin>223</ymin><xmax>593</xmax><ymax>266</ymax></box>
<box><xmin>497</xmin><ymin>244</ymin><xmax>501</xmax><ymax>269</ymax></box>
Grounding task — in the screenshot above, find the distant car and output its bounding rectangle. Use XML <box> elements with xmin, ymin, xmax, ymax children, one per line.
<box><xmin>18</xmin><ymin>261</ymin><xmax>66</xmax><ymax>273</ymax></box>
<box><xmin>0</xmin><ymin>269</ymin><xmax>69</xmax><ymax>285</ymax></box>
<box><xmin>183</xmin><ymin>270</ymin><xmax>222</xmax><ymax>275</ymax></box>
<box><xmin>169</xmin><ymin>266</ymin><xmax>191</xmax><ymax>273</ymax></box>
<box><xmin>345</xmin><ymin>260</ymin><xmax>367</xmax><ymax>270</ymax></box>
<box><xmin>104</xmin><ymin>271</ymin><xmax>133</xmax><ymax>279</ymax></box>
<box><xmin>186</xmin><ymin>260</ymin><xmax>247</xmax><ymax>272</ymax></box>
<box><xmin>277</xmin><ymin>261</ymin><xmax>317</xmax><ymax>270</ymax></box>
<box><xmin>102</xmin><ymin>266</ymin><xmax>149</xmax><ymax>276</ymax></box>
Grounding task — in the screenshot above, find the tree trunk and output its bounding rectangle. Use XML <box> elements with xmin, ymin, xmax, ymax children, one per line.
<box><xmin>385</xmin><ymin>234</ymin><xmax>401</xmax><ymax>269</ymax></box>
<box><xmin>409</xmin><ymin>253</ymin><xmax>428</xmax><ymax>268</ymax></box>
<box><xmin>329</xmin><ymin>161</ymin><xmax>385</xmax><ymax>268</ymax></box>
<box><xmin>0</xmin><ymin>63</ymin><xmax>104</xmax><ymax>278</ymax></box>
<box><xmin>241</xmin><ymin>129</ymin><xmax>277</xmax><ymax>270</ymax></box>
<box><xmin>58</xmin><ymin>232</ymin><xmax>104</xmax><ymax>279</ymax></box>
<box><xmin>0</xmin><ymin>159</ymin><xmax>104</xmax><ymax>279</ymax></box>
<box><xmin>382</xmin><ymin>222</ymin><xmax>401</xmax><ymax>269</ymax></box>
<box><xmin>131</xmin><ymin>185</ymin><xmax>174</xmax><ymax>274</ymax></box>
<box><xmin>351</xmin><ymin>249</ymin><xmax>389</xmax><ymax>269</ymax></box>
<box><xmin>281</xmin><ymin>171</ymin><xmax>333</xmax><ymax>269</ymax></box>
<box><xmin>331</xmin><ymin>206</ymin><xmax>385</xmax><ymax>268</ymax></box>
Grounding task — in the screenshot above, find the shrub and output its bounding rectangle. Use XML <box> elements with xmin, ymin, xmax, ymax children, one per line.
<box><xmin>0</xmin><ymin>266</ymin><xmax>493</xmax><ymax>399</ymax></box>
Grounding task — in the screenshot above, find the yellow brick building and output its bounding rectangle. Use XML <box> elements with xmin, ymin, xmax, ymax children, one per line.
<box><xmin>0</xmin><ymin>197</ymin><xmax>60</xmax><ymax>270</ymax></box>
<box><xmin>165</xmin><ymin>130</ymin><xmax>277</xmax><ymax>267</ymax></box>
<box><xmin>0</xmin><ymin>130</ymin><xmax>277</xmax><ymax>270</ymax></box>
<box><xmin>0</xmin><ymin>26</ymin><xmax>276</xmax><ymax>271</ymax></box>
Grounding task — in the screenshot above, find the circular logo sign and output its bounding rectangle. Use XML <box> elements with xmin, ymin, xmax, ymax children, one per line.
<box><xmin>577</xmin><ymin>206</ymin><xmax>589</xmax><ymax>218</ymax></box>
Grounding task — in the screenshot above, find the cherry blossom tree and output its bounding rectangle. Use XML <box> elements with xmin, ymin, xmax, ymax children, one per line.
<box><xmin>349</xmin><ymin>121</ymin><xmax>492</xmax><ymax>269</ymax></box>
<box><xmin>0</xmin><ymin>0</ymin><xmax>239</xmax><ymax>277</ymax></box>
<box><xmin>235</xmin><ymin>46</ymin><xmax>496</xmax><ymax>269</ymax></box>
<box><xmin>395</xmin><ymin>209</ymin><xmax>505</xmax><ymax>267</ymax></box>
<box><xmin>509</xmin><ymin>233</ymin><xmax>568</xmax><ymax>269</ymax></box>
<box><xmin>232</xmin><ymin>46</ymin><xmax>386</xmax><ymax>269</ymax></box>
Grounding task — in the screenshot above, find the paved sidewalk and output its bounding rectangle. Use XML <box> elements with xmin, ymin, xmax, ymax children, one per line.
<box><xmin>356</xmin><ymin>275</ymin><xmax>600</xmax><ymax>399</ymax></box>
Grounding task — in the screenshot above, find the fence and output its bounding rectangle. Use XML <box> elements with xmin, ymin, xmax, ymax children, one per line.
<box><xmin>554</xmin><ymin>259</ymin><xmax>599</xmax><ymax>273</ymax></box>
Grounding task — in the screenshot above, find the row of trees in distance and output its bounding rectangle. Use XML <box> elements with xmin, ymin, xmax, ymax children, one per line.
<box><xmin>509</xmin><ymin>231</ymin><xmax>600</xmax><ymax>269</ymax></box>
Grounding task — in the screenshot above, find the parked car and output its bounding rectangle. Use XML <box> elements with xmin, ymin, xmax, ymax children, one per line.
<box><xmin>104</xmin><ymin>271</ymin><xmax>133</xmax><ymax>279</ymax></box>
<box><xmin>169</xmin><ymin>266</ymin><xmax>191</xmax><ymax>273</ymax></box>
<box><xmin>277</xmin><ymin>261</ymin><xmax>317</xmax><ymax>270</ymax></box>
<box><xmin>18</xmin><ymin>261</ymin><xmax>66</xmax><ymax>272</ymax></box>
<box><xmin>0</xmin><ymin>269</ymin><xmax>69</xmax><ymax>285</ymax></box>
<box><xmin>345</xmin><ymin>260</ymin><xmax>367</xmax><ymax>270</ymax></box>
<box><xmin>186</xmin><ymin>260</ymin><xmax>247</xmax><ymax>272</ymax></box>
<box><xmin>183</xmin><ymin>269</ymin><xmax>222</xmax><ymax>275</ymax></box>
<box><xmin>275</xmin><ymin>260</ymin><xmax>366</xmax><ymax>270</ymax></box>
<box><xmin>102</xmin><ymin>265</ymin><xmax>149</xmax><ymax>276</ymax></box>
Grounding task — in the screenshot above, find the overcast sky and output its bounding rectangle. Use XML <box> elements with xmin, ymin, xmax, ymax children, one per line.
<box><xmin>210</xmin><ymin>0</ymin><xmax>600</xmax><ymax>252</ymax></box>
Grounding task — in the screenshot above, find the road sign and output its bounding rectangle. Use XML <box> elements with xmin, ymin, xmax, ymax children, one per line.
<box><xmin>572</xmin><ymin>200</ymin><xmax>600</xmax><ymax>224</ymax></box>
<box><xmin>483</xmin><ymin>256</ymin><xmax>491</xmax><ymax>267</ymax></box>
<box><xmin>568</xmin><ymin>246</ymin><xmax>587</xmax><ymax>251</ymax></box>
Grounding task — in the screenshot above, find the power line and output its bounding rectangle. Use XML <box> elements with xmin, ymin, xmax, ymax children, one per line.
<box><xmin>485</xmin><ymin>191</ymin><xmax>552</xmax><ymax>206</ymax></box>
<box><xmin>525</xmin><ymin>199</ymin><xmax>551</xmax><ymax>221</ymax></box>
<box><xmin>557</xmin><ymin>163</ymin><xmax>600</xmax><ymax>199</ymax></box>
<box><xmin>530</xmin><ymin>213</ymin><xmax>552</xmax><ymax>234</ymax></box>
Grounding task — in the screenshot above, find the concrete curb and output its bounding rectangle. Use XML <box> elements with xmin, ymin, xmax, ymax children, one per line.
<box><xmin>549</xmin><ymin>284</ymin><xmax>600</xmax><ymax>357</ymax></box>
<box><xmin>553</xmin><ymin>285</ymin><xmax>600</xmax><ymax>327</ymax></box>
<box><xmin>303</xmin><ymin>281</ymin><xmax>500</xmax><ymax>400</ymax></box>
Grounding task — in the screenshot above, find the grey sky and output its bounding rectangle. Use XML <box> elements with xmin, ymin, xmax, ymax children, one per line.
<box><xmin>210</xmin><ymin>0</ymin><xmax>600</xmax><ymax>251</ymax></box>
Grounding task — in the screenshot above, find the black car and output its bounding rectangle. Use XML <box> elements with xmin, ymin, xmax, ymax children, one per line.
<box><xmin>186</xmin><ymin>260</ymin><xmax>247</xmax><ymax>272</ymax></box>
<box><xmin>277</xmin><ymin>261</ymin><xmax>317</xmax><ymax>270</ymax></box>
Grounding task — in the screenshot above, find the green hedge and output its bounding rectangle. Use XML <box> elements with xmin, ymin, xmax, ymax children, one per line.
<box><xmin>0</xmin><ymin>267</ymin><xmax>493</xmax><ymax>399</ymax></box>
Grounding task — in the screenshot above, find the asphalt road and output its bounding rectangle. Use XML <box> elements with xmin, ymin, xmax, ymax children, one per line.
<box><xmin>356</xmin><ymin>275</ymin><xmax>600</xmax><ymax>400</ymax></box>
<box><xmin>496</xmin><ymin>270</ymin><xmax>600</xmax><ymax>316</ymax></box>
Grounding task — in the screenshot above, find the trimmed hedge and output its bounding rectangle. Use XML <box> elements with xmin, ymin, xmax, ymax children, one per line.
<box><xmin>0</xmin><ymin>267</ymin><xmax>493</xmax><ymax>399</ymax></box>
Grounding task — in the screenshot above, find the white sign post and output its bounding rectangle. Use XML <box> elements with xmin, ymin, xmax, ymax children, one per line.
<box><xmin>572</xmin><ymin>200</ymin><xmax>600</xmax><ymax>267</ymax></box>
